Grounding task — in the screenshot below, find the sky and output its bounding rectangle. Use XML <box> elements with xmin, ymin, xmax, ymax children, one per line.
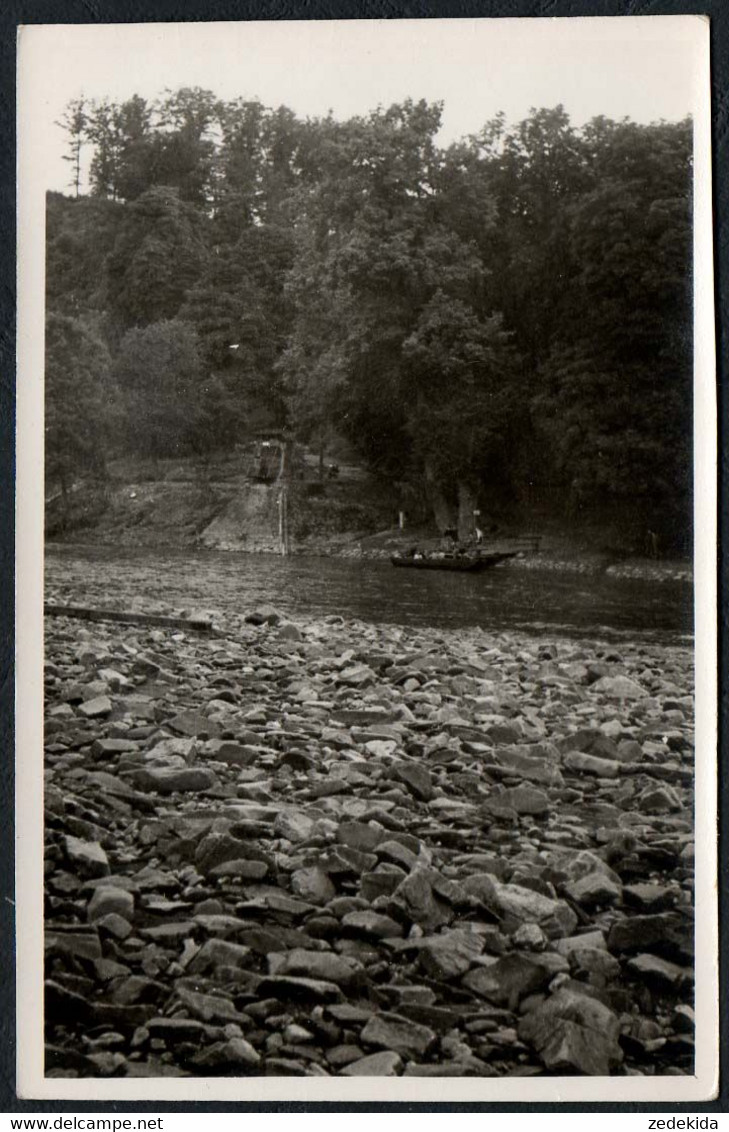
<box><xmin>18</xmin><ymin>16</ymin><xmax>707</xmax><ymax>194</ymax></box>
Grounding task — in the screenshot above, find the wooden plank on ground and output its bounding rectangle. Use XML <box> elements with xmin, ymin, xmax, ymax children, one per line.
<box><xmin>43</xmin><ymin>603</ymin><xmax>217</xmax><ymax>634</ymax></box>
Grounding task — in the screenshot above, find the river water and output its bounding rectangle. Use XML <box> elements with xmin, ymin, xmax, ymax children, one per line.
<box><xmin>46</xmin><ymin>544</ymin><xmax>693</xmax><ymax>644</ymax></box>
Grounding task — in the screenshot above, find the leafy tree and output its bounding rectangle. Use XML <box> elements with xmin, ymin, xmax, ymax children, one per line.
<box><xmin>56</xmin><ymin>97</ymin><xmax>88</xmax><ymax>198</ymax></box>
<box><xmin>180</xmin><ymin>223</ymin><xmax>294</xmax><ymax>436</ymax></box>
<box><xmin>49</xmin><ymin>88</ymin><xmax>695</xmax><ymax>546</ymax></box>
<box><xmin>106</xmin><ymin>187</ymin><xmax>209</xmax><ymax>328</ymax></box>
<box><xmin>280</xmin><ymin>100</ymin><xmax>517</xmax><ymax>524</ymax></box>
<box><xmin>46</xmin><ymin>192</ymin><xmax>123</xmax><ymax>317</ymax></box>
<box><xmin>106</xmin><ymin>95</ymin><xmax>155</xmax><ymax>202</ymax></box>
<box><xmin>86</xmin><ymin>99</ymin><xmax>124</xmax><ymax>200</ymax></box>
<box><xmin>112</xmin><ymin>319</ymin><xmax>212</xmax><ymax>456</ymax></box>
<box><xmin>45</xmin><ymin>313</ymin><xmax>112</xmax><ymax>518</ymax></box>
<box><xmin>535</xmin><ymin>118</ymin><xmax>693</xmax><ymax>543</ymax></box>
<box><xmin>150</xmin><ymin>87</ymin><xmax>220</xmax><ymax>205</ymax></box>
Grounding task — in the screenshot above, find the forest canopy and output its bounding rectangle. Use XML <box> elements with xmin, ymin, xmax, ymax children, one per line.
<box><xmin>46</xmin><ymin>88</ymin><xmax>693</xmax><ymax>548</ymax></box>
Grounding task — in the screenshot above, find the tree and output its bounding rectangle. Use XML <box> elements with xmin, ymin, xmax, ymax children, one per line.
<box><xmin>46</xmin><ymin>192</ymin><xmax>123</xmax><ymax>317</ymax></box>
<box><xmin>57</xmin><ymin>97</ymin><xmax>88</xmax><ymax>198</ymax></box>
<box><xmin>86</xmin><ymin>99</ymin><xmax>124</xmax><ymax>200</ymax></box>
<box><xmin>106</xmin><ymin>187</ymin><xmax>209</xmax><ymax>328</ymax></box>
<box><xmin>45</xmin><ymin>313</ymin><xmax>112</xmax><ymax>521</ymax></box>
<box><xmin>535</xmin><ymin>119</ymin><xmax>693</xmax><ymax>544</ymax></box>
<box><xmin>48</xmin><ymin>88</ymin><xmax>695</xmax><ymax>546</ymax></box>
<box><xmin>279</xmin><ymin>100</ymin><xmax>517</xmax><ymax>524</ymax></box>
<box><xmin>112</xmin><ymin>319</ymin><xmax>211</xmax><ymax>457</ymax></box>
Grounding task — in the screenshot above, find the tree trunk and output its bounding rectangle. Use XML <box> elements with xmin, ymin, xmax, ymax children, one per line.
<box><xmin>457</xmin><ymin>481</ymin><xmax>478</xmax><ymax>543</ymax></box>
<box><xmin>423</xmin><ymin>459</ymin><xmax>455</xmax><ymax>533</ymax></box>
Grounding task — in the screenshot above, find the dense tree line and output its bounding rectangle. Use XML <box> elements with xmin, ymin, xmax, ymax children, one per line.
<box><xmin>46</xmin><ymin>88</ymin><xmax>693</xmax><ymax>547</ymax></box>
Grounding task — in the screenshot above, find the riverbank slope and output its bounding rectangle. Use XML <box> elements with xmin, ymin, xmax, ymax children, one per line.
<box><xmin>45</xmin><ymin>455</ymin><xmax>692</xmax><ymax>584</ymax></box>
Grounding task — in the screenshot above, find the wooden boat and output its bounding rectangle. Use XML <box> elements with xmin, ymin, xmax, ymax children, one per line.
<box><xmin>390</xmin><ymin>551</ymin><xmax>517</xmax><ymax>572</ymax></box>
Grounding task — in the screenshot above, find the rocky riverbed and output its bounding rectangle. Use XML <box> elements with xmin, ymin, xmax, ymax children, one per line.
<box><xmin>43</xmin><ymin>593</ymin><xmax>695</xmax><ymax>1080</ymax></box>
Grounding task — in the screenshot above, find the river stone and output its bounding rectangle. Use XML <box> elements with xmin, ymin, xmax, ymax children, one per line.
<box><xmin>417</xmin><ymin>929</ymin><xmax>485</xmax><ymax>980</ymax></box>
<box><xmin>563</xmin><ymin>752</ymin><xmax>620</xmax><ymax>779</ymax></box>
<box><xmin>635</xmin><ymin>784</ymin><xmax>683</xmax><ymax>813</ymax></box>
<box><xmin>326</xmin><ymin>1044</ymin><xmax>366</xmax><ymax>1068</ymax></box>
<box><xmin>391</xmin><ymin>762</ymin><xmax>435</xmax><ymax>802</ymax></box>
<box><xmin>340</xmin><ymin>1051</ymin><xmax>403</xmax><ymax>1076</ymax></box>
<box><xmin>360</xmin><ymin>870</ymin><xmax>405</xmax><ymax>902</ymax></box>
<box><xmin>342</xmin><ymin>910</ymin><xmax>404</xmax><ymax>939</ymax></box>
<box><xmin>268</xmin><ymin>949</ymin><xmax>363</xmax><ymax>987</ymax></box>
<box><xmin>487</xmin><ymin>722</ymin><xmax>523</xmax><ymax>744</ymax></box>
<box><xmin>337</xmin><ymin>821</ymin><xmax>385</xmax><ymax>853</ymax></box>
<box><xmin>493</xmin><ymin>749</ymin><xmax>563</xmax><ymax>787</ymax></box>
<box><xmin>88</xmin><ymin>885</ymin><xmax>135</xmax><ymax>923</ymax></box>
<box><xmin>144</xmin><ymin>737</ymin><xmax>195</xmax><ymax>762</ymax></box>
<box><xmin>390</xmin><ymin>868</ymin><xmax>451</xmax><ymax>930</ymax></box>
<box><xmin>607</xmin><ymin>912</ymin><xmax>688</xmax><ymax>955</ymax></box>
<box><xmin>208</xmin><ymin>742</ymin><xmax>260</xmax><ymax>767</ymax></box>
<box><xmin>278</xmin><ymin>622</ymin><xmax>303</xmax><ymax>641</ymax></box>
<box><xmin>592</xmin><ymin>675</ymin><xmax>649</xmax><ymax>699</ymax></box>
<box><xmin>366</xmin><ymin>739</ymin><xmax>397</xmax><ymax>758</ymax></box>
<box><xmin>500</xmin><ymin>785</ymin><xmax>551</xmax><ymax>815</ymax></box>
<box><xmin>146</xmin><ymin>1017</ymin><xmax>221</xmax><ymax>1043</ymax></box>
<box><xmin>210</xmin><ymin>859</ymin><xmax>269</xmax><ymax>880</ymax></box>
<box><xmin>245</xmin><ymin>605</ymin><xmax>281</xmax><ymax>625</ymax></box>
<box><xmin>77</xmin><ymin>696</ymin><xmax>113</xmax><ymax>718</ymax></box>
<box><xmin>131</xmin><ymin>767</ymin><xmax>218</xmax><ymax>794</ymax></box>
<box><xmin>291</xmin><ymin>866</ymin><xmax>337</xmax><ymax>904</ymax></box>
<box><xmin>186</xmin><ymin>938</ymin><xmax>252</xmax><ymax>974</ymax></box>
<box><xmin>274</xmin><ymin>809</ymin><xmax>317</xmax><ymax>843</ymax></box>
<box><xmin>142</xmin><ymin>921</ymin><xmax>196</xmax><ymax>944</ymax></box>
<box><xmin>622</xmin><ymin>883</ymin><xmax>676</xmax><ymax>913</ymax></box>
<box><xmin>320</xmin><ymin>844</ymin><xmax>378</xmax><ymax>876</ymax></box>
<box><xmin>512</xmin><ymin>923</ymin><xmax>548</xmax><ymax>951</ymax></box>
<box><xmin>518</xmin><ymin>986</ymin><xmax>623</xmax><ymax>1075</ymax></box>
<box><xmin>175</xmin><ymin>985</ymin><xmax>251</xmax><ymax>1025</ymax></box>
<box><xmin>673</xmin><ymin>1004</ymin><xmax>696</xmax><ymax>1033</ymax></box>
<box><xmin>195</xmin><ymin>831</ymin><xmax>249</xmax><ymax>872</ymax></box>
<box><xmin>168</xmin><ymin>710</ymin><xmax>221</xmax><ymax>738</ymax></box>
<box><xmin>376</xmin><ymin>839</ymin><xmax>419</xmax><ymax>871</ymax></box>
<box><xmin>191</xmin><ymin>1037</ymin><xmax>260</xmax><ymax>1069</ymax></box>
<box><xmin>64</xmin><ymin>835</ymin><xmax>110</xmax><ymax>879</ymax></box>
<box><xmin>46</xmin><ymin>927</ymin><xmax>102</xmax><ymax>961</ymax></box>
<box><xmin>462</xmin><ymin>954</ymin><xmax>552</xmax><ymax>1008</ymax></box>
<box><xmin>563</xmin><ymin>872</ymin><xmax>622</xmax><ymax>908</ymax></box>
<box><xmin>567</xmin><ymin>947</ymin><xmax>621</xmax><ymax>985</ymax></box>
<box><xmin>489</xmin><ymin>881</ymin><xmax>578</xmax><ymax>938</ymax></box>
<box><xmin>360</xmin><ymin>1011</ymin><xmax>437</xmax><ymax>1059</ymax></box>
<box><xmin>91</xmin><ymin>737</ymin><xmax>139</xmax><ymax>759</ymax></box>
<box><xmin>626</xmin><ymin>953</ymin><xmax>689</xmax><ymax>989</ymax></box>
<box><xmin>547</xmin><ymin>849</ymin><xmax>621</xmax><ymax>885</ymax></box>
<box><xmin>555</xmin><ymin>931</ymin><xmax>608</xmax><ymax>957</ymax></box>
<box><xmin>256</xmin><ymin>976</ymin><xmax>343</xmax><ymax>1003</ymax></box>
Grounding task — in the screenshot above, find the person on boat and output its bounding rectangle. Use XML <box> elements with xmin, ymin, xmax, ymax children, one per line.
<box><xmin>474</xmin><ymin>526</ymin><xmax>483</xmax><ymax>545</ymax></box>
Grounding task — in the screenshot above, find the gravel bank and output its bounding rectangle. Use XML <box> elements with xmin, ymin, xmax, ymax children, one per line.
<box><xmin>44</xmin><ymin>594</ymin><xmax>695</xmax><ymax>1080</ymax></box>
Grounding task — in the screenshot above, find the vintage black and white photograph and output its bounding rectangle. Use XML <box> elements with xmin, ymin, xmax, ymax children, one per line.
<box><xmin>16</xmin><ymin>15</ymin><xmax>716</xmax><ymax>1101</ymax></box>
